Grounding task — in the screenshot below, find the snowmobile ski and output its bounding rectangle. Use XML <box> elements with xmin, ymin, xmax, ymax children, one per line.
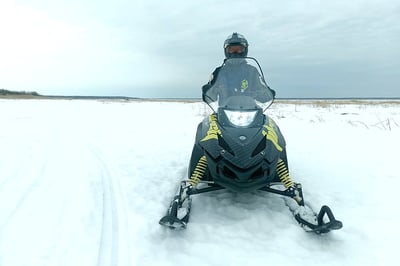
<box><xmin>159</xmin><ymin>197</ymin><xmax>190</xmax><ymax>229</ymax></box>
<box><xmin>159</xmin><ymin>181</ymin><xmax>192</xmax><ymax>229</ymax></box>
<box><xmin>294</xmin><ymin>205</ymin><xmax>343</xmax><ymax>234</ymax></box>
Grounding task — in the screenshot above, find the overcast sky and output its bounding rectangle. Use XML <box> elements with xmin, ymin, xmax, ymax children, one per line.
<box><xmin>1</xmin><ymin>0</ymin><xmax>399</xmax><ymax>98</ymax></box>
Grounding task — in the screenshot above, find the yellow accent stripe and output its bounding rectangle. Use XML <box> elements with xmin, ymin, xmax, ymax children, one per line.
<box><xmin>262</xmin><ymin>118</ymin><xmax>283</xmax><ymax>151</ymax></box>
<box><xmin>201</xmin><ymin>114</ymin><xmax>222</xmax><ymax>142</ymax></box>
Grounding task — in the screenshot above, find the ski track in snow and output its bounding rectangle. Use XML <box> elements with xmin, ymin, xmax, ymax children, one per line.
<box><xmin>0</xmin><ymin>99</ymin><xmax>399</xmax><ymax>266</ymax></box>
<box><xmin>92</xmin><ymin>146</ymin><xmax>132</xmax><ymax>266</ymax></box>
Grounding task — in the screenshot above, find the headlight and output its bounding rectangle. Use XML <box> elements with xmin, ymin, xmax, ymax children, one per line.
<box><xmin>224</xmin><ymin>110</ymin><xmax>257</xmax><ymax>127</ymax></box>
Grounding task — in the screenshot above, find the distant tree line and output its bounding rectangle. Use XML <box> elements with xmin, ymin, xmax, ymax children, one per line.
<box><xmin>0</xmin><ymin>89</ymin><xmax>41</xmax><ymax>96</ymax></box>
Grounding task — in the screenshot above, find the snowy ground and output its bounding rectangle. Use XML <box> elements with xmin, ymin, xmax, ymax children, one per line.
<box><xmin>0</xmin><ymin>99</ymin><xmax>399</xmax><ymax>266</ymax></box>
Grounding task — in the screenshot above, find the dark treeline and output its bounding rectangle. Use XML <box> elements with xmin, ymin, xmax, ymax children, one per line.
<box><xmin>0</xmin><ymin>89</ymin><xmax>41</xmax><ymax>96</ymax></box>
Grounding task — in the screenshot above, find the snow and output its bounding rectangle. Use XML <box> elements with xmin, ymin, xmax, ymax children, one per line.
<box><xmin>0</xmin><ymin>99</ymin><xmax>399</xmax><ymax>266</ymax></box>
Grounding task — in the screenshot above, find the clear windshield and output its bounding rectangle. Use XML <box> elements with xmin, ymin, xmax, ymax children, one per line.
<box><xmin>203</xmin><ymin>57</ymin><xmax>275</xmax><ymax>111</ymax></box>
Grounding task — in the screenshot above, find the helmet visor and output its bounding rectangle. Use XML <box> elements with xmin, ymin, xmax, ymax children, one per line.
<box><xmin>226</xmin><ymin>45</ymin><xmax>245</xmax><ymax>54</ymax></box>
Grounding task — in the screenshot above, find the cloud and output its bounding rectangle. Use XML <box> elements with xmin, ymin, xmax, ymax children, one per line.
<box><xmin>1</xmin><ymin>0</ymin><xmax>399</xmax><ymax>98</ymax></box>
<box><xmin>0</xmin><ymin>2</ymin><xmax>86</xmax><ymax>88</ymax></box>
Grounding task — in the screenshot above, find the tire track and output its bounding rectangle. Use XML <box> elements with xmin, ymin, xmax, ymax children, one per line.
<box><xmin>91</xmin><ymin>147</ymin><xmax>132</xmax><ymax>266</ymax></box>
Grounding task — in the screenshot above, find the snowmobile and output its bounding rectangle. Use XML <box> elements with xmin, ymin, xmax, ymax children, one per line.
<box><xmin>159</xmin><ymin>57</ymin><xmax>343</xmax><ymax>234</ymax></box>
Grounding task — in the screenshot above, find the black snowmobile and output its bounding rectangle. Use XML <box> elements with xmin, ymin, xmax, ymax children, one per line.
<box><xmin>159</xmin><ymin>57</ymin><xmax>343</xmax><ymax>234</ymax></box>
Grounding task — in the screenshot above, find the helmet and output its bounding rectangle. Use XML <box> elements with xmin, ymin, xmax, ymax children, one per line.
<box><xmin>224</xmin><ymin>32</ymin><xmax>249</xmax><ymax>58</ymax></box>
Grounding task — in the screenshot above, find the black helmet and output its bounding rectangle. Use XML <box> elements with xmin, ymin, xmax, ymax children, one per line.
<box><xmin>224</xmin><ymin>32</ymin><xmax>249</xmax><ymax>58</ymax></box>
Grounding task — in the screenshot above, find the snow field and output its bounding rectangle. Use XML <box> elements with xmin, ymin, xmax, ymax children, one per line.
<box><xmin>0</xmin><ymin>99</ymin><xmax>399</xmax><ymax>266</ymax></box>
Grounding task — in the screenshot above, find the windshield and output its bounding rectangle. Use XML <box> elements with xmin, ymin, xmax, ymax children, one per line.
<box><xmin>203</xmin><ymin>57</ymin><xmax>275</xmax><ymax>111</ymax></box>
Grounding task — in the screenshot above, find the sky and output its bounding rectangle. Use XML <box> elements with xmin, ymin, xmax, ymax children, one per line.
<box><xmin>0</xmin><ymin>0</ymin><xmax>399</xmax><ymax>98</ymax></box>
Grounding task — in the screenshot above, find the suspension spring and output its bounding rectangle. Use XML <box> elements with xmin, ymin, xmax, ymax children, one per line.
<box><xmin>189</xmin><ymin>155</ymin><xmax>208</xmax><ymax>186</ymax></box>
<box><xmin>277</xmin><ymin>158</ymin><xmax>294</xmax><ymax>188</ymax></box>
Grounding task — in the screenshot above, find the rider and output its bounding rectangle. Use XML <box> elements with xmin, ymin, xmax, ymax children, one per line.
<box><xmin>188</xmin><ymin>32</ymin><xmax>287</xmax><ymax>186</ymax></box>
<box><xmin>202</xmin><ymin>32</ymin><xmax>275</xmax><ymax>104</ymax></box>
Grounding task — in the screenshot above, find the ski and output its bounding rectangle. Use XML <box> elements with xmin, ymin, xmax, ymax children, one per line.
<box><xmin>294</xmin><ymin>205</ymin><xmax>343</xmax><ymax>234</ymax></box>
<box><xmin>159</xmin><ymin>181</ymin><xmax>192</xmax><ymax>229</ymax></box>
<box><xmin>159</xmin><ymin>196</ymin><xmax>191</xmax><ymax>229</ymax></box>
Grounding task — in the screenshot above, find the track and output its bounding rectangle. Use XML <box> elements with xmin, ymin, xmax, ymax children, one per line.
<box><xmin>92</xmin><ymin>147</ymin><xmax>132</xmax><ymax>266</ymax></box>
